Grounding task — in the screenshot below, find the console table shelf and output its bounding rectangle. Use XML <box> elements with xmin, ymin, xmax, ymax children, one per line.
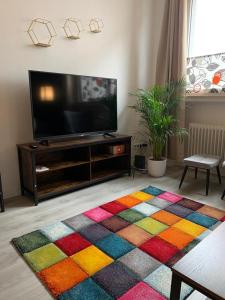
<box><xmin>37</xmin><ymin>160</ymin><xmax>90</xmax><ymax>173</ymax></box>
<box><xmin>91</xmin><ymin>153</ymin><xmax>128</xmax><ymax>162</ymax></box>
<box><xmin>37</xmin><ymin>179</ymin><xmax>90</xmax><ymax>199</ymax></box>
<box><xmin>17</xmin><ymin>134</ymin><xmax>131</xmax><ymax>205</ymax></box>
<box><xmin>92</xmin><ymin>169</ymin><xmax>127</xmax><ymax>181</ymax></box>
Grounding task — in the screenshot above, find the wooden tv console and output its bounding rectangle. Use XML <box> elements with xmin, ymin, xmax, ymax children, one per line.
<box><xmin>17</xmin><ymin>134</ymin><xmax>131</xmax><ymax>205</ymax></box>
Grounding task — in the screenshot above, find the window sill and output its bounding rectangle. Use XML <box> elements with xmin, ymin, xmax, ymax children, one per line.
<box><xmin>185</xmin><ymin>94</ymin><xmax>225</xmax><ymax>103</ymax></box>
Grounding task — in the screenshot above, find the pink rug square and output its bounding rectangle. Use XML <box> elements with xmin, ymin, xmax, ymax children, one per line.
<box><xmin>158</xmin><ymin>192</ymin><xmax>182</xmax><ymax>203</ymax></box>
<box><xmin>84</xmin><ymin>207</ymin><xmax>113</xmax><ymax>222</ymax></box>
<box><xmin>118</xmin><ymin>282</ymin><xmax>166</xmax><ymax>300</ymax></box>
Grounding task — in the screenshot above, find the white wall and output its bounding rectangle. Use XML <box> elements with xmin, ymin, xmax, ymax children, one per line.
<box><xmin>186</xmin><ymin>98</ymin><xmax>225</xmax><ymax>127</ymax></box>
<box><xmin>0</xmin><ymin>0</ymin><xmax>160</xmax><ymax>198</ymax></box>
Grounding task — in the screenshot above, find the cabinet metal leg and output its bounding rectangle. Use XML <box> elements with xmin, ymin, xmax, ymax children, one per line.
<box><xmin>34</xmin><ymin>195</ymin><xmax>39</xmax><ymax>206</ymax></box>
<box><xmin>222</xmin><ymin>189</ymin><xmax>225</xmax><ymax>200</ymax></box>
<box><xmin>0</xmin><ymin>197</ymin><xmax>5</xmax><ymax>212</ymax></box>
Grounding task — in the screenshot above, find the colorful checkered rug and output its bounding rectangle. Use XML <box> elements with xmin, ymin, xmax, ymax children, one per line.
<box><xmin>12</xmin><ymin>186</ymin><xmax>225</xmax><ymax>300</ymax></box>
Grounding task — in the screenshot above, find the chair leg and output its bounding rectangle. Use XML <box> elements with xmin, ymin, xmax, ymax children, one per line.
<box><xmin>222</xmin><ymin>189</ymin><xmax>225</xmax><ymax>200</ymax></box>
<box><xmin>195</xmin><ymin>168</ymin><xmax>198</xmax><ymax>179</ymax></box>
<box><xmin>179</xmin><ymin>166</ymin><xmax>188</xmax><ymax>189</ymax></box>
<box><xmin>206</xmin><ymin>169</ymin><xmax>210</xmax><ymax>196</ymax></box>
<box><xmin>216</xmin><ymin>166</ymin><xmax>222</xmax><ymax>184</ymax></box>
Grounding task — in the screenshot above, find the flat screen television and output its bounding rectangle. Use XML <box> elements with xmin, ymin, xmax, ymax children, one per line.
<box><xmin>29</xmin><ymin>70</ymin><xmax>117</xmax><ymax>140</ymax></box>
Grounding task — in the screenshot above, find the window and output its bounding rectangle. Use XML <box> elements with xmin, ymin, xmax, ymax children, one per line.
<box><xmin>187</xmin><ymin>0</ymin><xmax>225</xmax><ymax>95</ymax></box>
<box><xmin>189</xmin><ymin>0</ymin><xmax>225</xmax><ymax>57</ymax></box>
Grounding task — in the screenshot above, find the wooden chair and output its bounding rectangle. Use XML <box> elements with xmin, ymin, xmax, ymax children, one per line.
<box><xmin>179</xmin><ymin>154</ymin><xmax>221</xmax><ymax>196</ymax></box>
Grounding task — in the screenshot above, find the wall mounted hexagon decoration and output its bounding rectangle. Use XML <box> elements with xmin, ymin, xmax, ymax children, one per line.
<box><xmin>27</xmin><ymin>18</ymin><xmax>57</xmax><ymax>47</ymax></box>
<box><xmin>63</xmin><ymin>18</ymin><xmax>83</xmax><ymax>39</ymax></box>
<box><xmin>89</xmin><ymin>18</ymin><xmax>104</xmax><ymax>33</ymax></box>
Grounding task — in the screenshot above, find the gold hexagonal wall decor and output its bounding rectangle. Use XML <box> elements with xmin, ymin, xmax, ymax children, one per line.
<box><xmin>89</xmin><ymin>18</ymin><xmax>104</xmax><ymax>33</ymax></box>
<box><xmin>63</xmin><ymin>18</ymin><xmax>83</xmax><ymax>39</ymax></box>
<box><xmin>27</xmin><ymin>18</ymin><xmax>57</xmax><ymax>47</ymax></box>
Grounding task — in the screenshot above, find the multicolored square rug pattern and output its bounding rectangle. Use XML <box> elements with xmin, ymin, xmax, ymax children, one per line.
<box><xmin>12</xmin><ymin>186</ymin><xmax>225</xmax><ymax>300</ymax></box>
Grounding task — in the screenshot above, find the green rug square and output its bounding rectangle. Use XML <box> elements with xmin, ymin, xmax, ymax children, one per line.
<box><xmin>135</xmin><ymin>217</ymin><xmax>168</xmax><ymax>235</ymax></box>
<box><xmin>12</xmin><ymin>230</ymin><xmax>51</xmax><ymax>254</ymax></box>
<box><xmin>24</xmin><ymin>243</ymin><xmax>67</xmax><ymax>272</ymax></box>
<box><xmin>117</xmin><ymin>209</ymin><xmax>145</xmax><ymax>223</ymax></box>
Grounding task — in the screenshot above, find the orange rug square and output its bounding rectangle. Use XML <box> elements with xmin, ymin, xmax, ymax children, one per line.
<box><xmin>197</xmin><ymin>205</ymin><xmax>225</xmax><ymax>220</ymax></box>
<box><xmin>151</xmin><ymin>210</ymin><xmax>181</xmax><ymax>226</ymax></box>
<box><xmin>158</xmin><ymin>227</ymin><xmax>194</xmax><ymax>250</ymax></box>
<box><xmin>129</xmin><ymin>191</ymin><xmax>155</xmax><ymax>201</ymax></box>
<box><xmin>117</xmin><ymin>224</ymin><xmax>152</xmax><ymax>246</ymax></box>
<box><xmin>116</xmin><ymin>196</ymin><xmax>141</xmax><ymax>208</ymax></box>
<box><xmin>38</xmin><ymin>257</ymin><xmax>88</xmax><ymax>297</ymax></box>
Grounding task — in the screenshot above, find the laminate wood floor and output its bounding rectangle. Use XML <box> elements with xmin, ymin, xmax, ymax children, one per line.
<box><xmin>0</xmin><ymin>166</ymin><xmax>224</xmax><ymax>300</ymax></box>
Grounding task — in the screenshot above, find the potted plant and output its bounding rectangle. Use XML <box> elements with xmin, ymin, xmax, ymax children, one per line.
<box><xmin>130</xmin><ymin>79</ymin><xmax>187</xmax><ymax>177</ymax></box>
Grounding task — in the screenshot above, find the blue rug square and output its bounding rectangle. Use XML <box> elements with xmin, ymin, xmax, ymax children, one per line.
<box><xmin>58</xmin><ymin>278</ymin><xmax>113</xmax><ymax>300</ymax></box>
<box><xmin>95</xmin><ymin>233</ymin><xmax>135</xmax><ymax>259</ymax></box>
<box><xmin>186</xmin><ymin>212</ymin><xmax>217</xmax><ymax>228</ymax></box>
<box><xmin>92</xmin><ymin>261</ymin><xmax>140</xmax><ymax>298</ymax></box>
<box><xmin>142</xmin><ymin>186</ymin><xmax>164</xmax><ymax>196</ymax></box>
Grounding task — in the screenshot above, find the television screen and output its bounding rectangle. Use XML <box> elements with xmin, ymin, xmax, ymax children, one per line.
<box><xmin>29</xmin><ymin>71</ymin><xmax>117</xmax><ymax>140</ymax></box>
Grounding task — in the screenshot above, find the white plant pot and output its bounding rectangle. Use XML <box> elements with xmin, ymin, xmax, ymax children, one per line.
<box><xmin>148</xmin><ymin>158</ymin><xmax>167</xmax><ymax>177</ymax></box>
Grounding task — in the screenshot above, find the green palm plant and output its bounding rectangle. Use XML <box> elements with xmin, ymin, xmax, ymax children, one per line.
<box><xmin>130</xmin><ymin>79</ymin><xmax>187</xmax><ymax>161</ymax></box>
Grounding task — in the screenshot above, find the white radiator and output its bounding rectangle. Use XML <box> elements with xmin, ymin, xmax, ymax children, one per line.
<box><xmin>188</xmin><ymin>123</ymin><xmax>225</xmax><ymax>160</ymax></box>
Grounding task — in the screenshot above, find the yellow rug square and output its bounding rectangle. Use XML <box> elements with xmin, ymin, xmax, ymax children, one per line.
<box><xmin>71</xmin><ymin>245</ymin><xmax>113</xmax><ymax>275</ymax></box>
<box><xmin>172</xmin><ymin>219</ymin><xmax>206</xmax><ymax>237</ymax></box>
<box><xmin>130</xmin><ymin>191</ymin><xmax>154</xmax><ymax>202</ymax></box>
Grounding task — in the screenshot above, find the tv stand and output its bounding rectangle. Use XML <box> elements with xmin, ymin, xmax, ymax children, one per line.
<box><xmin>17</xmin><ymin>134</ymin><xmax>131</xmax><ymax>205</ymax></box>
<box><xmin>103</xmin><ymin>132</ymin><xmax>116</xmax><ymax>138</ymax></box>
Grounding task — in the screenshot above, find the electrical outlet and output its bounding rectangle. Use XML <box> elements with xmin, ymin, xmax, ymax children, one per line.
<box><xmin>133</xmin><ymin>143</ymin><xmax>148</xmax><ymax>148</ymax></box>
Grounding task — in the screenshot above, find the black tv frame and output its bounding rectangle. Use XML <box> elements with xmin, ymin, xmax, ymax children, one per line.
<box><xmin>28</xmin><ymin>70</ymin><xmax>118</xmax><ymax>142</ymax></box>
